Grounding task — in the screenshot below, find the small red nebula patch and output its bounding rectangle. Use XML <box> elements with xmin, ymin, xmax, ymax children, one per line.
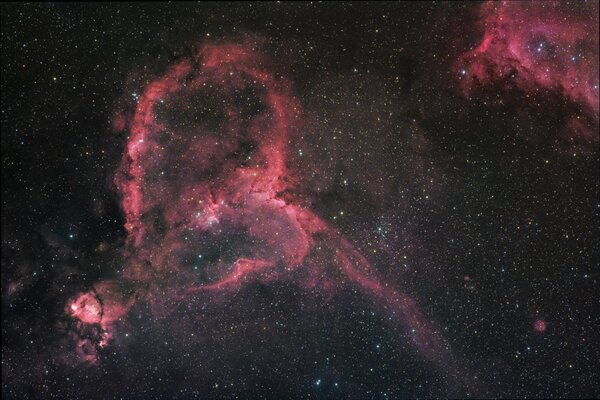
<box><xmin>534</xmin><ymin>319</ymin><xmax>547</xmax><ymax>332</ymax></box>
<box><xmin>112</xmin><ymin>112</ymin><xmax>128</xmax><ymax>132</ymax></box>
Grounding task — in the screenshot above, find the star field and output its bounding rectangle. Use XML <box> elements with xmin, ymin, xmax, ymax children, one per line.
<box><xmin>2</xmin><ymin>2</ymin><xmax>599</xmax><ymax>399</ymax></box>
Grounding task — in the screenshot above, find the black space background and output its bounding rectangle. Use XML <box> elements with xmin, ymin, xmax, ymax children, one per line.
<box><xmin>2</xmin><ymin>2</ymin><xmax>599</xmax><ymax>399</ymax></box>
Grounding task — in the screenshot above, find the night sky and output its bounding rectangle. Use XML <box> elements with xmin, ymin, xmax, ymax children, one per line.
<box><xmin>2</xmin><ymin>2</ymin><xmax>599</xmax><ymax>399</ymax></box>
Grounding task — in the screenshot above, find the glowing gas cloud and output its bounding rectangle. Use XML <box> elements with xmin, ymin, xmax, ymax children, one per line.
<box><xmin>456</xmin><ymin>0</ymin><xmax>599</xmax><ymax>139</ymax></box>
<box><xmin>67</xmin><ymin>40</ymin><xmax>465</xmax><ymax>385</ymax></box>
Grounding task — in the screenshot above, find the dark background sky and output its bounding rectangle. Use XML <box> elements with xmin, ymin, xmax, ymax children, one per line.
<box><xmin>2</xmin><ymin>2</ymin><xmax>599</xmax><ymax>399</ymax></box>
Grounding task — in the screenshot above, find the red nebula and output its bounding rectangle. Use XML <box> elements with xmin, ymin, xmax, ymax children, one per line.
<box><xmin>65</xmin><ymin>39</ymin><xmax>466</xmax><ymax>384</ymax></box>
<box><xmin>69</xmin><ymin>292</ymin><xmax>102</xmax><ymax>324</ymax></box>
<box><xmin>67</xmin><ymin>281</ymin><xmax>134</xmax><ymax>363</ymax></box>
<box><xmin>456</xmin><ymin>1</ymin><xmax>599</xmax><ymax>125</ymax></box>
<box><xmin>534</xmin><ymin>319</ymin><xmax>547</xmax><ymax>333</ymax></box>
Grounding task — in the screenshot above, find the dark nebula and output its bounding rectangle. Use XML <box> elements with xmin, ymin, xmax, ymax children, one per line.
<box><xmin>2</xmin><ymin>2</ymin><xmax>599</xmax><ymax>399</ymax></box>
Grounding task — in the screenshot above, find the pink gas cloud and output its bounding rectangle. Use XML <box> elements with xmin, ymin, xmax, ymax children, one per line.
<box><xmin>457</xmin><ymin>1</ymin><xmax>599</xmax><ymax>119</ymax></box>
<box><xmin>66</xmin><ymin>39</ymin><xmax>468</xmax><ymax>388</ymax></box>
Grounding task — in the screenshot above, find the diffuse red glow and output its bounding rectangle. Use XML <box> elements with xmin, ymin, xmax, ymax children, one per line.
<box><xmin>67</xmin><ymin>281</ymin><xmax>134</xmax><ymax>363</ymax></box>
<box><xmin>67</xmin><ymin>40</ymin><xmax>460</xmax><ymax>379</ymax></box>
<box><xmin>534</xmin><ymin>319</ymin><xmax>547</xmax><ymax>333</ymax></box>
<box><xmin>457</xmin><ymin>1</ymin><xmax>599</xmax><ymax>117</ymax></box>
